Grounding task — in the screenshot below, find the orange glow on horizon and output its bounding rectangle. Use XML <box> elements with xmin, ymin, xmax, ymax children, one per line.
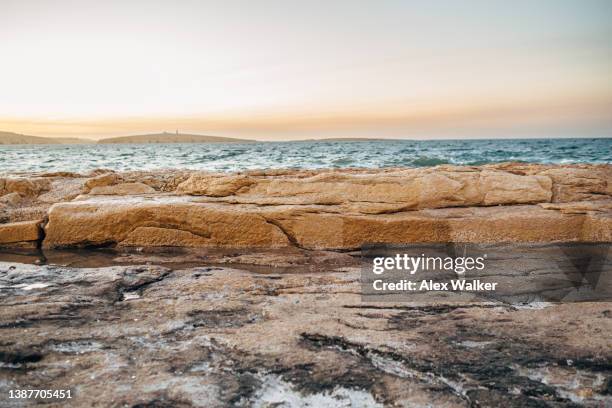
<box><xmin>1</xmin><ymin>1</ymin><xmax>611</xmax><ymax>139</ymax></box>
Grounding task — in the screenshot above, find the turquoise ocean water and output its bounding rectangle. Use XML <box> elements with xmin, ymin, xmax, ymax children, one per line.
<box><xmin>1</xmin><ymin>138</ymin><xmax>610</xmax><ymax>173</ymax></box>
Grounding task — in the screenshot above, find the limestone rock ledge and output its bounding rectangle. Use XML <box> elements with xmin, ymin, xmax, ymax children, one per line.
<box><xmin>0</xmin><ymin>220</ymin><xmax>42</xmax><ymax>248</ymax></box>
<box><xmin>0</xmin><ymin>163</ymin><xmax>610</xmax><ymax>249</ymax></box>
<box><xmin>42</xmin><ymin>198</ymin><xmax>610</xmax><ymax>249</ymax></box>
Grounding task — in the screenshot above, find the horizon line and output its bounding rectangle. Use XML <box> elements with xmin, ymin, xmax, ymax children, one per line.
<box><xmin>1</xmin><ymin>129</ymin><xmax>611</xmax><ymax>143</ymax></box>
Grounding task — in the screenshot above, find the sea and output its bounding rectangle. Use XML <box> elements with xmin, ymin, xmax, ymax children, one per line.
<box><xmin>1</xmin><ymin>138</ymin><xmax>610</xmax><ymax>174</ymax></box>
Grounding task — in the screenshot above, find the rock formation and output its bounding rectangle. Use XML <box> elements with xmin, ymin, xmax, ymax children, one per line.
<box><xmin>0</xmin><ymin>164</ymin><xmax>610</xmax><ymax>249</ymax></box>
<box><xmin>1</xmin><ymin>164</ymin><xmax>611</xmax><ymax>407</ymax></box>
<box><xmin>0</xmin><ymin>260</ymin><xmax>610</xmax><ymax>406</ymax></box>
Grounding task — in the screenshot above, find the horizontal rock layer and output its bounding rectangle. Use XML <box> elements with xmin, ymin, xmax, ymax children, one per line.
<box><xmin>0</xmin><ymin>220</ymin><xmax>42</xmax><ymax>247</ymax></box>
<box><xmin>44</xmin><ymin>197</ymin><xmax>290</xmax><ymax>248</ymax></box>
<box><xmin>1</xmin><ymin>164</ymin><xmax>610</xmax><ymax>249</ymax></box>
<box><xmin>42</xmin><ymin>197</ymin><xmax>611</xmax><ymax>249</ymax></box>
<box><xmin>176</xmin><ymin>168</ymin><xmax>555</xmax><ymax>208</ymax></box>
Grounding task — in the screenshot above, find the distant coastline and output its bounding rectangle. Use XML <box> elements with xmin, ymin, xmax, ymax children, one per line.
<box><xmin>97</xmin><ymin>132</ymin><xmax>254</xmax><ymax>144</ymax></box>
<box><xmin>1</xmin><ymin>130</ymin><xmax>611</xmax><ymax>145</ymax></box>
<box><xmin>0</xmin><ymin>131</ymin><xmax>91</xmax><ymax>145</ymax></box>
<box><xmin>0</xmin><ymin>131</ymin><xmax>254</xmax><ymax>145</ymax></box>
<box><xmin>0</xmin><ymin>131</ymin><xmax>397</xmax><ymax>145</ymax></box>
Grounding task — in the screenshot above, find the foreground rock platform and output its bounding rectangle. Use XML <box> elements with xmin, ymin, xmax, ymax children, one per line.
<box><xmin>1</xmin><ymin>164</ymin><xmax>611</xmax><ymax>249</ymax></box>
<box><xmin>1</xmin><ymin>163</ymin><xmax>611</xmax><ymax>407</ymax></box>
<box><xmin>0</xmin><ymin>258</ymin><xmax>610</xmax><ymax>407</ymax></box>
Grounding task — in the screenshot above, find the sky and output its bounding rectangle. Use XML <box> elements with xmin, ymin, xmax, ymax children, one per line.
<box><xmin>0</xmin><ymin>0</ymin><xmax>611</xmax><ymax>140</ymax></box>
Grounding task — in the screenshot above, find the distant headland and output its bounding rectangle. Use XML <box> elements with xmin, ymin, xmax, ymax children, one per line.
<box><xmin>97</xmin><ymin>132</ymin><xmax>254</xmax><ymax>144</ymax></box>
<box><xmin>0</xmin><ymin>131</ymin><xmax>91</xmax><ymax>145</ymax></box>
<box><xmin>0</xmin><ymin>131</ymin><xmax>255</xmax><ymax>145</ymax></box>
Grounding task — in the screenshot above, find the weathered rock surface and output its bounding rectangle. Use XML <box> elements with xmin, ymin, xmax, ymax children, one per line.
<box><xmin>178</xmin><ymin>167</ymin><xmax>554</xmax><ymax>208</ymax></box>
<box><xmin>40</xmin><ymin>196</ymin><xmax>611</xmax><ymax>249</ymax></box>
<box><xmin>0</xmin><ymin>177</ymin><xmax>51</xmax><ymax>197</ymax></box>
<box><xmin>44</xmin><ymin>197</ymin><xmax>290</xmax><ymax>248</ymax></box>
<box><xmin>177</xmin><ymin>174</ymin><xmax>256</xmax><ymax>196</ymax></box>
<box><xmin>88</xmin><ymin>182</ymin><xmax>156</xmax><ymax>195</ymax></box>
<box><xmin>539</xmin><ymin>167</ymin><xmax>612</xmax><ymax>203</ymax></box>
<box><xmin>82</xmin><ymin>171</ymin><xmax>122</xmax><ymax>192</ymax></box>
<box><xmin>0</xmin><ymin>220</ymin><xmax>42</xmax><ymax>247</ymax></box>
<box><xmin>1</xmin><ymin>164</ymin><xmax>609</xmax><ymax>407</ymax></box>
<box><xmin>0</xmin><ymin>192</ymin><xmax>22</xmax><ymax>206</ymax></box>
<box><xmin>1</xmin><ymin>164</ymin><xmax>610</xmax><ymax>249</ymax></box>
<box><xmin>0</xmin><ymin>259</ymin><xmax>609</xmax><ymax>407</ymax></box>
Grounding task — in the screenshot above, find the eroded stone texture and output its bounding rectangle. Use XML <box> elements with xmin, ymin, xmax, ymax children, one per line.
<box><xmin>88</xmin><ymin>182</ymin><xmax>156</xmax><ymax>195</ymax></box>
<box><xmin>178</xmin><ymin>167</ymin><xmax>554</xmax><ymax>208</ymax></box>
<box><xmin>0</xmin><ymin>260</ymin><xmax>609</xmax><ymax>407</ymax></box>
<box><xmin>42</xmin><ymin>198</ymin><xmax>610</xmax><ymax>249</ymax></box>
<box><xmin>0</xmin><ymin>164</ymin><xmax>610</xmax><ymax>249</ymax></box>
<box><xmin>82</xmin><ymin>171</ymin><xmax>122</xmax><ymax>192</ymax></box>
<box><xmin>0</xmin><ymin>192</ymin><xmax>22</xmax><ymax>206</ymax></box>
<box><xmin>177</xmin><ymin>174</ymin><xmax>257</xmax><ymax>196</ymax></box>
<box><xmin>263</xmin><ymin>205</ymin><xmax>606</xmax><ymax>249</ymax></box>
<box><xmin>44</xmin><ymin>198</ymin><xmax>290</xmax><ymax>248</ymax></box>
<box><xmin>0</xmin><ymin>220</ymin><xmax>42</xmax><ymax>247</ymax></box>
<box><xmin>539</xmin><ymin>167</ymin><xmax>612</xmax><ymax>203</ymax></box>
<box><xmin>1</xmin><ymin>163</ymin><xmax>609</xmax><ymax>407</ymax></box>
<box><xmin>0</xmin><ymin>177</ymin><xmax>51</xmax><ymax>197</ymax></box>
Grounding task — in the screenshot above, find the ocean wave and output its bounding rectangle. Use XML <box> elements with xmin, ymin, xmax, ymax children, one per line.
<box><xmin>409</xmin><ymin>156</ymin><xmax>450</xmax><ymax>166</ymax></box>
<box><xmin>0</xmin><ymin>138</ymin><xmax>609</xmax><ymax>173</ymax></box>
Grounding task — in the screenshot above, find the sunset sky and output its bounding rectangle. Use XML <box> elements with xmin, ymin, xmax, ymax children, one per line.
<box><xmin>1</xmin><ymin>0</ymin><xmax>611</xmax><ymax>140</ymax></box>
